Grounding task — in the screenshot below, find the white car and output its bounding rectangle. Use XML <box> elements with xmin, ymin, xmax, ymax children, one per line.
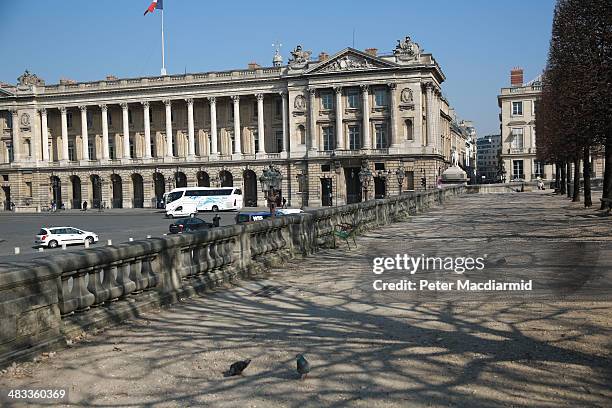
<box><xmin>35</xmin><ymin>227</ymin><xmax>99</xmax><ymax>248</ymax></box>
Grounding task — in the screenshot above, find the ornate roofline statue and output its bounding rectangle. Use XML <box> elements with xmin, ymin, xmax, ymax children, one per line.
<box><xmin>393</xmin><ymin>36</ymin><xmax>421</xmax><ymax>62</ymax></box>
<box><xmin>17</xmin><ymin>70</ymin><xmax>45</xmax><ymax>86</ymax></box>
<box><xmin>288</xmin><ymin>45</ymin><xmax>312</xmax><ymax>70</ymax></box>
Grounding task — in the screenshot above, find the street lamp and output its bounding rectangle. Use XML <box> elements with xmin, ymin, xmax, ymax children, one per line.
<box><xmin>259</xmin><ymin>164</ymin><xmax>282</xmax><ymax>216</ymax></box>
<box><xmin>358</xmin><ymin>162</ymin><xmax>373</xmax><ymax>202</ymax></box>
<box><xmin>395</xmin><ymin>167</ymin><xmax>405</xmax><ymax>195</ymax></box>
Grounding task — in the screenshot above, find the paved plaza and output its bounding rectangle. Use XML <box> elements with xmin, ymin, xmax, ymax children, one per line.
<box><xmin>1</xmin><ymin>191</ymin><xmax>611</xmax><ymax>407</ymax></box>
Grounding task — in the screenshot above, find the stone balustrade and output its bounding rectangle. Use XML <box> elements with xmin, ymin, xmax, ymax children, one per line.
<box><xmin>0</xmin><ymin>185</ymin><xmax>465</xmax><ymax>367</ymax></box>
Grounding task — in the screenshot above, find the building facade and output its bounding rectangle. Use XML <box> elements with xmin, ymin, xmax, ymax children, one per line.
<box><xmin>476</xmin><ymin>134</ymin><xmax>501</xmax><ymax>182</ymax></box>
<box><xmin>498</xmin><ymin>68</ymin><xmax>604</xmax><ymax>184</ymax></box>
<box><xmin>498</xmin><ymin>68</ymin><xmax>553</xmax><ymax>182</ymax></box>
<box><xmin>0</xmin><ymin>36</ymin><xmax>469</xmax><ymax>211</ymax></box>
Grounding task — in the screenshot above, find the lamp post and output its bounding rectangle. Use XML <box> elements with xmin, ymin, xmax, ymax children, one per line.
<box><xmin>395</xmin><ymin>167</ymin><xmax>405</xmax><ymax>196</ymax></box>
<box><xmin>259</xmin><ymin>164</ymin><xmax>282</xmax><ymax>216</ymax></box>
<box><xmin>358</xmin><ymin>162</ymin><xmax>373</xmax><ymax>202</ymax></box>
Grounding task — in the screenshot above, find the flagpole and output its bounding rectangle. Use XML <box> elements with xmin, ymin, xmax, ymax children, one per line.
<box><xmin>160</xmin><ymin>7</ymin><xmax>166</xmax><ymax>75</ymax></box>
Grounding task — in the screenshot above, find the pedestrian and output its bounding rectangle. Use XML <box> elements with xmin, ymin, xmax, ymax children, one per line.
<box><xmin>212</xmin><ymin>213</ymin><xmax>221</xmax><ymax>228</ymax></box>
<box><xmin>51</xmin><ymin>201</ymin><xmax>56</xmax><ymax>212</ymax></box>
<box><xmin>82</xmin><ymin>201</ymin><xmax>88</xmax><ymax>211</ymax></box>
<box><xmin>282</xmin><ymin>197</ymin><xmax>287</xmax><ymax>209</ymax></box>
<box><xmin>10</xmin><ymin>201</ymin><xmax>15</xmax><ymax>211</ymax></box>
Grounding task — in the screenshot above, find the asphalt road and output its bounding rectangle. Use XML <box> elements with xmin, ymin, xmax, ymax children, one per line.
<box><xmin>0</xmin><ymin>209</ymin><xmax>240</xmax><ymax>263</ymax></box>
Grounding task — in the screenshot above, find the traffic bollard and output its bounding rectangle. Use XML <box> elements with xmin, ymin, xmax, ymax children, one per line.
<box><xmin>107</xmin><ymin>239</ymin><xmax>112</xmax><ymax>246</ymax></box>
<box><xmin>14</xmin><ymin>247</ymin><xmax>20</xmax><ymax>255</ymax></box>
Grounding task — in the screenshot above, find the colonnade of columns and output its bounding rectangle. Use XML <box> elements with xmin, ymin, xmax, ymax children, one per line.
<box><xmin>25</xmin><ymin>92</ymin><xmax>290</xmax><ymax>164</ymax></box>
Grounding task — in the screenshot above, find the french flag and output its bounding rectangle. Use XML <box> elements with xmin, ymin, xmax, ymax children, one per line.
<box><xmin>144</xmin><ymin>0</ymin><xmax>163</xmax><ymax>16</ymax></box>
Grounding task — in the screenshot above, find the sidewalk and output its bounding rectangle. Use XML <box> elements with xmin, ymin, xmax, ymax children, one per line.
<box><xmin>0</xmin><ymin>192</ymin><xmax>610</xmax><ymax>407</ymax></box>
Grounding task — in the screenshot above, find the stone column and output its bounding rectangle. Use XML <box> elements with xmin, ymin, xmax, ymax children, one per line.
<box><xmin>10</xmin><ymin>109</ymin><xmax>19</xmax><ymax>162</ymax></box>
<box><xmin>231</xmin><ymin>95</ymin><xmax>242</xmax><ymax>155</ymax></box>
<box><xmin>208</xmin><ymin>97</ymin><xmax>218</xmax><ymax>156</ymax></box>
<box><xmin>361</xmin><ymin>85</ymin><xmax>370</xmax><ymax>149</ymax></box>
<box><xmin>388</xmin><ymin>82</ymin><xmax>399</xmax><ymax>148</ymax></box>
<box><xmin>256</xmin><ymin>94</ymin><xmax>266</xmax><ymax>154</ymax></box>
<box><xmin>79</xmin><ymin>105</ymin><xmax>89</xmax><ymax>161</ymax></box>
<box><xmin>334</xmin><ymin>86</ymin><xmax>344</xmax><ymax>149</ymax></box>
<box><xmin>425</xmin><ymin>83</ymin><xmax>435</xmax><ymax>148</ymax></box>
<box><xmin>121</xmin><ymin>103</ymin><xmax>130</xmax><ymax>159</ymax></box>
<box><xmin>100</xmin><ymin>104</ymin><xmax>110</xmax><ymax>160</ymax></box>
<box><xmin>40</xmin><ymin>108</ymin><xmax>49</xmax><ymax>162</ymax></box>
<box><xmin>164</xmin><ymin>99</ymin><xmax>173</xmax><ymax>158</ymax></box>
<box><xmin>60</xmin><ymin>107</ymin><xmax>69</xmax><ymax>162</ymax></box>
<box><xmin>308</xmin><ymin>88</ymin><xmax>317</xmax><ymax>151</ymax></box>
<box><xmin>281</xmin><ymin>91</ymin><xmax>288</xmax><ymax>153</ymax></box>
<box><xmin>142</xmin><ymin>101</ymin><xmax>152</xmax><ymax>159</ymax></box>
<box><xmin>186</xmin><ymin>98</ymin><xmax>195</xmax><ymax>158</ymax></box>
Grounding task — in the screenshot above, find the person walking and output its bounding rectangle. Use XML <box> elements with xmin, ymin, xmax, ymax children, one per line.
<box><xmin>212</xmin><ymin>213</ymin><xmax>221</xmax><ymax>228</ymax></box>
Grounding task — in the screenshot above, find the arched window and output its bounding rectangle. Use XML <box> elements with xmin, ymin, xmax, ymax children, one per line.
<box><xmin>405</xmin><ymin>119</ymin><xmax>413</xmax><ymax>141</ymax></box>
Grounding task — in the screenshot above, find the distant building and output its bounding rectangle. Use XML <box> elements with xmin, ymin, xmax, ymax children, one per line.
<box><xmin>476</xmin><ymin>135</ymin><xmax>501</xmax><ymax>182</ymax></box>
<box><xmin>497</xmin><ymin>68</ymin><xmax>552</xmax><ymax>182</ymax></box>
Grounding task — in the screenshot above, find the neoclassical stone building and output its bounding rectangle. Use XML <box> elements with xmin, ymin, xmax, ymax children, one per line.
<box><xmin>0</xmin><ymin>36</ymin><xmax>470</xmax><ymax>211</ymax></box>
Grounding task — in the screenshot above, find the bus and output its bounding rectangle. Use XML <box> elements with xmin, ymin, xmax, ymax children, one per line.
<box><xmin>165</xmin><ymin>187</ymin><xmax>243</xmax><ymax>218</ymax></box>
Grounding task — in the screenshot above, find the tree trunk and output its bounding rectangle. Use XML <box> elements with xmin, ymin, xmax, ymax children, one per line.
<box><xmin>602</xmin><ymin>135</ymin><xmax>612</xmax><ymax>209</ymax></box>
<box><xmin>572</xmin><ymin>157</ymin><xmax>580</xmax><ymax>202</ymax></box>
<box><xmin>566</xmin><ymin>161</ymin><xmax>571</xmax><ymax>198</ymax></box>
<box><xmin>560</xmin><ymin>162</ymin><xmax>566</xmax><ymax>194</ymax></box>
<box><xmin>555</xmin><ymin>163</ymin><xmax>561</xmax><ymax>192</ymax></box>
<box><xmin>583</xmin><ymin>147</ymin><xmax>592</xmax><ymax>207</ymax></box>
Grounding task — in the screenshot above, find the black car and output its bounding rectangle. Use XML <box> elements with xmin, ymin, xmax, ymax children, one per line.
<box><xmin>168</xmin><ymin>217</ymin><xmax>212</xmax><ymax>234</ymax></box>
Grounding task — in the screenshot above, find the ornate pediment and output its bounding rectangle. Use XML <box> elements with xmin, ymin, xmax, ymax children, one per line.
<box><xmin>306</xmin><ymin>48</ymin><xmax>397</xmax><ymax>74</ymax></box>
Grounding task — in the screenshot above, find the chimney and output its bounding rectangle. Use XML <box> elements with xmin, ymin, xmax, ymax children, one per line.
<box><xmin>247</xmin><ymin>61</ymin><xmax>261</xmax><ymax>70</ymax></box>
<box><xmin>318</xmin><ymin>52</ymin><xmax>329</xmax><ymax>62</ymax></box>
<box><xmin>106</xmin><ymin>75</ymin><xmax>118</xmax><ymax>81</ymax></box>
<box><xmin>365</xmin><ymin>48</ymin><xmax>378</xmax><ymax>57</ymax></box>
<box><xmin>510</xmin><ymin>67</ymin><xmax>523</xmax><ymax>87</ymax></box>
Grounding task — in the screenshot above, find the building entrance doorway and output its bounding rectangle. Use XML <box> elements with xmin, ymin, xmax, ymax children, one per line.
<box><xmin>243</xmin><ymin>169</ymin><xmax>257</xmax><ymax>207</ymax></box>
<box><xmin>344</xmin><ymin>167</ymin><xmax>362</xmax><ymax>204</ymax></box>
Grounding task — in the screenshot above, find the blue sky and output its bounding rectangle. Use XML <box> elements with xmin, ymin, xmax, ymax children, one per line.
<box><xmin>0</xmin><ymin>0</ymin><xmax>555</xmax><ymax>136</ymax></box>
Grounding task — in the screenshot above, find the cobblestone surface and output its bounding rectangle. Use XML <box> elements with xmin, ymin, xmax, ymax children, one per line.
<box><xmin>0</xmin><ymin>190</ymin><xmax>610</xmax><ymax>407</ymax></box>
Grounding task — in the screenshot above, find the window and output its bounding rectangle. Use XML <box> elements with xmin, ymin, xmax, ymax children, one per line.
<box><xmin>321</xmin><ymin>93</ymin><xmax>333</xmax><ymax>110</ymax></box>
<box><xmin>109</xmin><ymin>139</ymin><xmax>115</xmax><ymax>159</ymax></box>
<box><xmin>348</xmin><ymin>125</ymin><xmax>360</xmax><ymax>150</ymax></box>
<box><xmin>275</xmin><ymin>99</ymin><xmax>282</xmax><ymax>117</ymax></box>
<box><xmin>406</xmin><ymin>171</ymin><xmax>415</xmax><ymax>190</ymax></box>
<box><xmin>532</xmin><ymin>100</ymin><xmax>537</xmax><ymax>116</ymax></box>
<box><xmin>108</xmin><ymin>111</ymin><xmax>112</xmax><ymax>126</ymax></box>
<box><xmin>511</xmin><ymin>128</ymin><xmax>524</xmax><ymax>150</ymax></box>
<box><xmin>322</xmin><ymin>126</ymin><xmax>335</xmax><ymax>151</ymax></box>
<box><xmin>276</xmin><ymin>132</ymin><xmax>283</xmax><ymax>152</ymax></box>
<box><xmin>128</xmin><ymin>109</ymin><xmax>133</xmax><ymax>125</ymax></box>
<box><xmin>6</xmin><ymin>113</ymin><xmax>12</xmax><ymax>128</ymax></box>
<box><xmin>512</xmin><ymin>101</ymin><xmax>523</xmax><ymax>116</ymax></box>
<box><xmin>6</xmin><ymin>143</ymin><xmax>13</xmax><ymax>162</ymax></box>
<box><xmin>150</xmin><ymin>138</ymin><xmax>156</xmax><ymax>157</ymax></box>
<box><xmin>512</xmin><ymin>160</ymin><xmax>524</xmax><ymax>180</ymax></box>
<box><xmin>405</xmin><ymin>119</ymin><xmax>413</xmax><ymax>141</ymax></box>
<box><xmin>533</xmin><ymin>160</ymin><xmax>544</xmax><ymax>178</ymax></box>
<box><xmin>67</xmin><ymin>112</ymin><xmax>73</xmax><ymax>128</ymax></box>
<box><xmin>87</xmin><ymin>111</ymin><xmax>93</xmax><ymax>127</ymax></box>
<box><xmin>375</xmin><ymin>124</ymin><xmax>387</xmax><ymax>148</ymax></box>
<box><xmin>297</xmin><ymin>125</ymin><xmax>305</xmax><ymax>145</ymax></box>
<box><xmin>252</xmin><ymin>101</ymin><xmax>258</xmax><ymax>118</ymax></box>
<box><xmin>130</xmin><ymin>140</ymin><xmax>135</xmax><ymax>158</ymax></box>
<box><xmin>150</xmin><ymin>110</ymin><xmax>154</xmax><ymax>124</ymax></box>
<box><xmin>88</xmin><ymin>140</ymin><xmax>95</xmax><ymax>160</ymax></box>
<box><xmin>253</xmin><ymin>130</ymin><xmax>259</xmax><ymax>153</ymax></box>
<box><xmin>375</xmin><ymin>89</ymin><xmax>387</xmax><ymax>107</ymax></box>
<box><xmin>68</xmin><ymin>140</ymin><xmax>75</xmax><ymax>161</ymax></box>
<box><xmin>347</xmin><ymin>89</ymin><xmax>359</xmax><ymax>108</ymax></box>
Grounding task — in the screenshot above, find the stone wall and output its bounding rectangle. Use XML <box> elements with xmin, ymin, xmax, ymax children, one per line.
<box><xmin>0</xmin><ymin>185</ymin><xmax>465</xmax><ymax>368</ymax></box>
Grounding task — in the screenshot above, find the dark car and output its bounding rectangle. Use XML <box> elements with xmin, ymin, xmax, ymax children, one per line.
<box><xmin>235</xmin><ymin>211</ymin><xmax>273</xmax><ymax>224</ymax></box>
<box><xmin>168</xmin><ymin>217</ymin><xmax>212</xmax><ymax>234</ymax></box>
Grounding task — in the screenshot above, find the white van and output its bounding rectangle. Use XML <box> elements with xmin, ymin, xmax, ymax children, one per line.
<box><xmin>165</xmin><ymin>187</ymin><xmax>243</xmax><ymax>218</ymax></box>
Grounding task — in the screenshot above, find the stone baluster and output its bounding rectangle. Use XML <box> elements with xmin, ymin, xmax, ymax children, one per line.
<box><xmin>58</xmin><ymin>273</ymin><xmax>78</xmax><ymax>316</ymax></box>
<box><xmin>70</xmin><ymin>270</ymin><xmax>95</xmax><ymax>312</ymax></box>
<box><xmin>117</xmin><ymin>262</ymin><xmax>137</xmax><ymax>297</ymax></box>
<box><xmin>129</xmin><ymin>258</ymin><xmax>147</xmax><ymax>292</ymax></box>
<box><xmin>102</xmin><ymin>263</ymin><xmax>124</xmax><ymax>301</ymax></box>
<box><xmin>87</xmin><ymin>266</ymin><xmax>111</xmax><ymax>306</ymax></box>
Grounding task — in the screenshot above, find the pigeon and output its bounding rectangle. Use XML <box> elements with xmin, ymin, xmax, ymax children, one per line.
<box><xmin>296</xmin><ymin>354</ymin><xmax>311</xmax><ymax>379</ymax></box>
<box><xmin>227</xmin><ymin>359</ymin><xmax>251</xmax><ymax>376</ymax></box>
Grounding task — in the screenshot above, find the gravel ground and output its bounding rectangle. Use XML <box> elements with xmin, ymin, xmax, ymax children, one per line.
<box><xmin>0</xmin><ymin>190</ymin><xmax>610</xmax><ymax>407</ymax></box>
